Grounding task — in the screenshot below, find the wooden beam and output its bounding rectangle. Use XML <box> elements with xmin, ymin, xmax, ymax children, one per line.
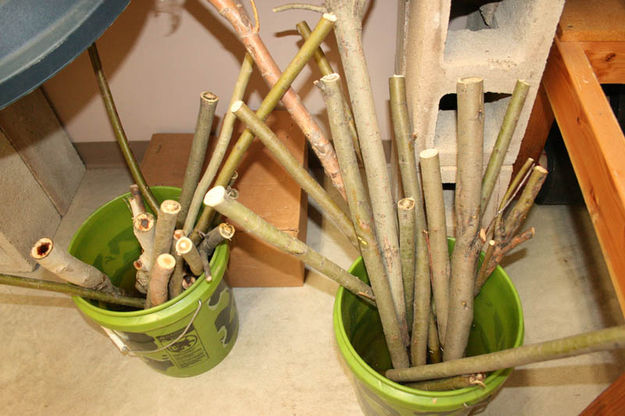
<box><xmin>558</xmin><ymin>0</ymin><xmax>625</xmax><ymax>42</ymax></box>
<box><xmin>543</xmin><ymin>38</ymin><xmax>625</xmax><ymax>314</ymax></box>
<box><xmin>579</xmin><ymin>41</ymin><xmax>625</xmax><ymax>84</ymax></box>
<box><xmin>513</xmin><ymin>83</ymin><xmax>554</xmax><ymax>179</ymax></box>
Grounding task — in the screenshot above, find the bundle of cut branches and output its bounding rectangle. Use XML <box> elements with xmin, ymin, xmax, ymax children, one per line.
<box><xmin>9</xmin><ymin>0</ymin><xmax>624</xmax><ymax>391</ymax></box>
<box><xmin>197</xmin><ymin>0</ymin><xmax>625</xmax><ymax>389</ymax></box>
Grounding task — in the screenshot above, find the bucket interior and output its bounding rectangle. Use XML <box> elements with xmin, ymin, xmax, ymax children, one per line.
<box><xmin>69</xmin><ymin>186</ymin><xmax>199</xmax><ymax>309</ymax></box>
<box><xmin>339</xmin><ymin>257</ymin><xmax>524</xmax><ymax>377</ymax></box>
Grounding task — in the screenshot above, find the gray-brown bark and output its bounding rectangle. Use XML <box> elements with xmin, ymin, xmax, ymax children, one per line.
<box><xmin>151</xmin><ymin>200</ymin><xmax>181</xmax><ymax>269</ymax></box>
<box><xmin>146</xmin><ymin>253</ymin><xmax>176</xmax><ymax>308</ymax></box>
<box><xmin>175</xmin><ymin>237</ymin><xmax>204</xmax><ymax>277</ymax></box>
<box><xmin>445</xmin><ymin>78</ymin><xmax>484</xmax><ymax>361</ymax></box>
<box><xmin>419</xmin><ymin>148</ymin><xmax>450</xmax><ymax>345</ymax></box>
<box><xmin>317</xmin><ymin>73</ymin><xmax>409</xmax><ymax>368</ymax></box>
<box><xmin>325</xmin><ymin>0</ymin><xmax>405</xmax><ymax>333</ymax></box>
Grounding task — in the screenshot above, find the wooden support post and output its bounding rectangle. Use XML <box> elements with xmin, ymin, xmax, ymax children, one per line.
<box><xmin>542</xmin><ymin>38</ymin><xmax>625</xmax><ymax>313</ymax></box>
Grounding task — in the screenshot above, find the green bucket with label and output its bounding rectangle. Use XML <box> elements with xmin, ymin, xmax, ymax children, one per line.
<box><xmin>69</xmin><ymin>186</ymin><xmax>238</xmax><ymax>377</ymax></box>
<box><xmin>334</xmin><ymin>240</ymin><xmax>524</xmax><ymax>415</ymax></box>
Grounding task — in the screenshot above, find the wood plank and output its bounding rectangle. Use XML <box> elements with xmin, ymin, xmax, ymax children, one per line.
<box><xmin>558</xmin><ymin>0</ymin><xmax>625</xmax><ymax>42</ymax></box>
<box><xmin>141</xmin><ymin>111</ymin><xmax>308</xmax><ymax>287</ymax></box>
<box><xmin>0</xmin><ymin>88</ymin><xmax>85</xmax><ymax>215</ymax></box>
<box><xmin>579</xmin><ymin>41</ymin><xmax>625</xmax><ymax>84</ymax></box>
<box><xmin>513</xmin><ymin>84</ymin><xmax>554</xmax><ymax>179</ymax></box>
<box><xmin>543</xmin><ymin>38</ymin><xmax>625</xmax><ymax>314</ymax></box>
<box><xmin>580</xmin><ymin>371</ymin><xmax>625</xmax><ymax>415</ymax></box>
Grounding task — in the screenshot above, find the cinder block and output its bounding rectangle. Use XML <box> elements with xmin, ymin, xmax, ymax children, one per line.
<box><xmin>401</xmin><ymin>0</ymin><xmax>564</xmax><ymax>224</ymax></box>
<box><xmin>0</xmin><ymin>89</ymin><xmax>85</xmax><ymax>215</ymax></box>
<box><xmin>0</xmin><ymin>131</ymin><xmax>61</xmax><ymax>272</ymax></box>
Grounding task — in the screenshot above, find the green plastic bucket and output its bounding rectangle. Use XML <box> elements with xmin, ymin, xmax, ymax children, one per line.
<box><xmin>333</xmin><ymin>242</ymin><xmax>524</xmax><ymax>415</ymax></box>
<box><xmin>69</xmin><ymin>186</ymin><xmax>238</xmax><ymax>377</ymax></box>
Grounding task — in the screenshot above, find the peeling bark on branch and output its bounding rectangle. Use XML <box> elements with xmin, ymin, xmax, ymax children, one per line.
<box><xmin>31</xmin><ymin>238</ymin><xmax>119</xmax><ymax>295</ymax></box>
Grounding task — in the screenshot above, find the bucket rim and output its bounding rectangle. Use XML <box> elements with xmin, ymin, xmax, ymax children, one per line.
<box><xmin>332</xmin><ymin>256</ymin><xmax>524</xmax><ymax>410</ymax></box>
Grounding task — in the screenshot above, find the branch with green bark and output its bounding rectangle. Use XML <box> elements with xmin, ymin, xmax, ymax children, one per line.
<box><xmin>298</xmin><ymin>20</ymin><xmax>362</xmax><ymax>162</ymax></box>
<box><xmin>191</xmin><ymin>13</ymin><xmax>340</xmax><ymax>242</ymax></box>
<box><xmin>480</xmin><ymin>80</ymin><xmax>530</xmax><ymax>214</ymax></box>
<box><xmin>231</xmin><ymin>100</ymin><xmax>358</xmax><ymax>248</ymax></box>
<box><xmin>398</xmin><ymin>197</ymin><xmax>416</xmax><ymax>332</ymax></box>
<box><xmin>204</xmin><ymin>186</ymin><xmax>375</xmax><ymax>305</ymax></box>
<box><xmin>183</xmin><ymin>54</ymin><xmax>254</xmax><ymax>235</ymax></box>
<box><xmin>386</xmin><ymin>326</ymin><xmax>625</xmax><ymax>383</ymax></box>
<box><xmin>87</xmin><ymin>43</ymin><xmax>158</xmax><ymax>214</ymax></box>
<box><xmin>177</xmin><ymin>92</ymin><xmax>219</xmax><ymax>228</ymax></box>
<box><xmin>206</xmin><ymin>0</ymin><xmax>346</xmax><ymax>197</ymax></box>
<box><xmin>389</xmin><ymin>74</ymin><xmax>430</xmax><ymax>363</ymax></box>
<box><xmin>0</xmin><ymin>273</ymin><xmax>145</xmax><ymax>309</ymax></box>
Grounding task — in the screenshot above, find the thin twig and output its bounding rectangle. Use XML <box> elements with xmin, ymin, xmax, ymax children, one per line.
<box><xmin>0</xmin><ymin>273</ymin><xmax>145</xmax><ymax>309</ymax></box>
<box><xmin>87</xmin><ymin>43</ymin><xmax>158</xmax><ymax>214</ymax></box>
<box><xmin>273</xmin><ymin>3</ymin><xmax>327</xmax><ymax>13</ymax></box>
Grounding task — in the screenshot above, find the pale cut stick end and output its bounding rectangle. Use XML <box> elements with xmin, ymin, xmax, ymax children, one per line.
<box><xmin>420</xmin><ymin>148</ymin><xmax>439</xmax><ymax>159</ymax></box>
<box><xmin>204</xmin><ymin>186</ymin><xmax>227</xmax><ymax>207</ymax></box>
<box><xmin>31</xmin><ymin>238</ymin><xmax>54</xmax><ymax>260</ymax></box>
<box><xmin>156</xmin><ymin>253</ymin><xmax>176</xmax><ymax>270</ymax></box>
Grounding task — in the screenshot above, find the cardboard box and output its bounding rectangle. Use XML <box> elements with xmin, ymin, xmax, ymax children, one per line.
<box><xmin>141</xmin><ymin>112</ymin><xmax>307</xmax><ymax>287</ymax></box>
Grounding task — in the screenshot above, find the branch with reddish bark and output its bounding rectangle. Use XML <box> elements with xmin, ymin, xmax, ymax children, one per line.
<box><xmin>206</xmin><ymin>0</ymin><xmax>345</xmax><ymax>198</ymax></box>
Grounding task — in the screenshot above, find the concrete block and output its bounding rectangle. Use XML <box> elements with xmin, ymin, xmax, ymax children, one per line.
<box><xmin>401</xmin><ymin>0</ymin><xmax>563</xmax><ymax>226</ymax></box>
<box><xmin>0</xmin><ymin>131</ymin><xmax>61</xmax><ymax>272</ymax></box>
<box><xmin>0</xmin><ymin>89</ymin><xmax>85</xmax><ymax>215</ymax></box>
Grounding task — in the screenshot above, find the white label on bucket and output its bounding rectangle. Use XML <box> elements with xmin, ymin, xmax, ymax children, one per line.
<box><xmin>157</xmin><ymin>324</ymin><xmax>209</xmax><ymax>368</ymax></box>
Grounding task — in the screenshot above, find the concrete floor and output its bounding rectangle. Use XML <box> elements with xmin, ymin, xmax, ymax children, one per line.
<box><xmin>1</xmin><ymin>167</ymin><xmax>623</xmax><ymax>415</ymax></box>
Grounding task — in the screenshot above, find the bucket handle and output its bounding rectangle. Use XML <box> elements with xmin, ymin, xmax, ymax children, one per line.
<box><xmin>101</xmin><ymin>299</ymin><xmax>203</xmax><ymax>356</ymax></box>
